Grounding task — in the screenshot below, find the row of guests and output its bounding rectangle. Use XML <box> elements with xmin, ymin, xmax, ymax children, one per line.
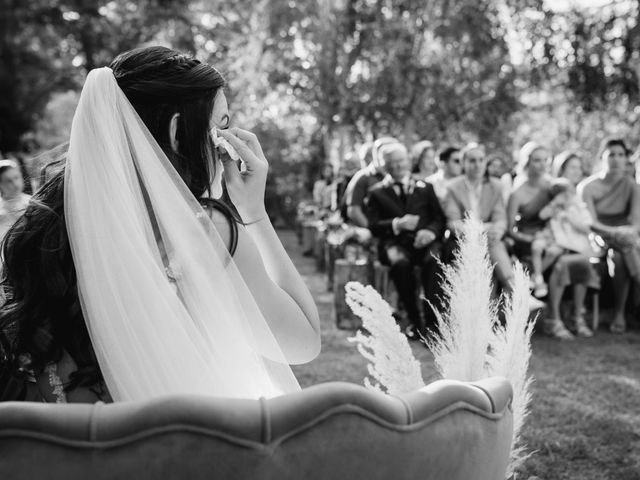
<box><xmin>505</xmin><ymin>139</ymin><xmax>639</xmax><ymax>337</ymax></box>
<box><xmin>322</xmin><ymin>137</ymin><xmax>640</xmax><ymax>340</ymax></box>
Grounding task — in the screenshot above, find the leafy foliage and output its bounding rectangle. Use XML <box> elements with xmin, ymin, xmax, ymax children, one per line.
<box><xmin>0</xmin><ymin>0</ymin><xmax>199</xmax><ymax>153</ymax></box>
<box><xmin>3</xmin><ymin>0</ymin><xmax>640</xmax><ymax>213</ymax></box>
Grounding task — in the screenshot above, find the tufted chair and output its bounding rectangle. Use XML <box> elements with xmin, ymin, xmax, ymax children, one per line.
<box><xmin>0</xmin><ymin>376</ymin><xmax>513</xmax><ymax>480</ymax></box>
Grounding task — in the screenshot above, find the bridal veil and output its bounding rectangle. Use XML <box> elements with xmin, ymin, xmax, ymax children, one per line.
<box><xmin>64</xmin><ymin>67</ymin><xmax>300</xmax><ymax>401</ymax></box>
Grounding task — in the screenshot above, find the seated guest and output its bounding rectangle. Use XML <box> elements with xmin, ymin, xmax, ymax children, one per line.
<box><xmin>410</xmin><ymin>140</ymin><xmax>438</xmax><ymax>181</ymax></box>
<box><xmin>344</xmin><ymin>137</ymin><xmax>397</xmax><ymax>228</ymax></box>
<box><xmin>579</xmin><ymin>138</ymin><xmax>640</xmax><ymax>334</ymax></box>
<box><xmin>508</xmin><ymin>144</ymin><xmax>597</xmax><ymax>338</ymax></box>
<box><xmin>366</xmin><ymin>141</ymin><xmax>446</xmax><ymax>339</ymax></box>
<box><xmin>426</xmin><ymin>146</ymin><xmax>462</xmax><ymax>203</ymax></box>
<box><xmin>507</xmin><ymin>142</ymin><xmax>554</xmax><ymax>296</ymax></box>
<box><xmin>334</xmin><ymin>150</ymin><xmax>362</xmax><ymax>220</ymax></box>
<box><xmin>486</xmin><ymin>152</ymin><xmax>512</xmax><ymax>205</ymax></box>
<box><xmin>542</xmin><ymin>150</ymin><xmax>599</xmax><ymax>338</ymax></box>
<box><xmin>0</xmin><ymin>160</ymin><xmax>31</xmax><ymax>242</ymax></box>
<box><xmin>486</xmin><ymin>153</ymin><xmax>509</xmax><ymax>179</ymax></box>
<box><xmin>444</xmin><ymin>143</ymin><xmax>515</xmax><ymax>295</ymax></box>
<box><xmin>312</xmin><ymin>164</ymin><xmax>335</xmax><ymax>211</ymax></box>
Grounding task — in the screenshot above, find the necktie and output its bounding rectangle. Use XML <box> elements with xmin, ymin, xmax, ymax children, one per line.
<box><xmin>394</xmin><ymin>181</ymin><xmax>406</xmax><ymax>205</ymax></box>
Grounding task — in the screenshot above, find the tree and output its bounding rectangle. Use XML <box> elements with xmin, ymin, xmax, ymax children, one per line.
<box><xmin>0</xmin><ymin>0</ymin><xmax>195</xmax><ymax>153</ymax></box>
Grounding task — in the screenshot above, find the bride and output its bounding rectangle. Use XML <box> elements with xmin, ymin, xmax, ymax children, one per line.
<box><xmin>0</xmin><ymin>46</ymin><xmax>320</xmax><ymax>403</ymax></box>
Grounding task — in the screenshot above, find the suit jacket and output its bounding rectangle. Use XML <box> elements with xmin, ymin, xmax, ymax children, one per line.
<box><xmin>443</xmin><ymin>176</ymin><xmax>506</xmax><ymax>232</ymax></box>
<box><xmin>366</xmin><ymin>176</ymin><xmax>446</xmax><ymax>249</ymax></box>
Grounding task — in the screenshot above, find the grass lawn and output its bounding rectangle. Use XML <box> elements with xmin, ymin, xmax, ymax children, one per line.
<box><xmin>281</xmin><ymin>230</ymin><xmax>640</xmax><ymax>480</ymax></box>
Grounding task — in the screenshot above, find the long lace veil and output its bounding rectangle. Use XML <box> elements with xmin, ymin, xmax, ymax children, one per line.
<box><xmin>64</xmin><ymin>67</ymin><xmax>300</xmax><ymax>401</ymax></box>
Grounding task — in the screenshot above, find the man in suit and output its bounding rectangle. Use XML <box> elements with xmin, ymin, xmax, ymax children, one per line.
<box><xmin>367</xmin><ymin>142</ymin><xmax>446</xmax><ymax>339</ymax></box>
<box><xmin>344</xmin><ymin>137</ymin><xmax>398</xmax><ymax>228</ymax></box>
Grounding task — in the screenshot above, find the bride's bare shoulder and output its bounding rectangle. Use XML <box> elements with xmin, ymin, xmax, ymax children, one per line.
<box><xmin>578</xmin><ymin>174</ymin><xmax>605</xmax><ymax>197</ymax></box>
<box><xmin>200</xmin><ymin>200</ymin><xmax>236</xmax><ymax>253</ymax></box>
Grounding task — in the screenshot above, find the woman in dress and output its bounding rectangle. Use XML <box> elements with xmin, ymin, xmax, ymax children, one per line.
<box><xmin>508</xmin><ymin>143</ymin><xmax>597</xmax><ymax>339</ymax></box>
<box><xmin>507</xmin><ymin>142</ymin><xmax>556</xmax><ymax>296</ymax></box>
<box><xmin>579</xmin><ymin>138</ymin><xmax>640</xmax><ymax>334</ymax></box>
<box><xmin>543</xmin><ymin>151</ymin><xmax>599</xmax><ymax>337</ymax></box>
<box><xmin>0</xmin><ymin>46</ymin><xmax>320</xmax><ymax>403</ymax></box>
<box><xmin>0</xmin><ymin>160</ymin><xmax>30</xmax><ymax>241</ymax></box>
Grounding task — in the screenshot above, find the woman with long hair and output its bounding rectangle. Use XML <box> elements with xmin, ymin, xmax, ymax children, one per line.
<box><xmin>0</xmin><ymin>46</ymin><xmax>320</xmax><ymax>403</ymax></box>
<box><xmin>508</xmin><ymin>143</ymin><xmax>599</xmax><ymax>338</ymax></box>
<box><xmin>507</xmin><ymin>142</ymin><xmax>554</xmax><ymax>296</ymax></box>
<box><xmin>579</xmin><ymin>138</ymin><xmax>640</xmax><ymax>334</ymax></box>
<box><xmin>541</xmin><ymin>151</ymin><xmax>599</xmax><ymax>338</ymax></box>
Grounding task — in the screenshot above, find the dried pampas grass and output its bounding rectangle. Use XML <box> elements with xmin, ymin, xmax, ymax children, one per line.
<box><xmin>488</xmin><ymin>262</ymin><xmax>536</xmax><ymax>476</ymax></box>
<box><xmin>345</xmin><ymin>282</ymin><xmax>424</xmax><ymax>395</ymax></box>
<box><xmin>346</xmin><ymin>216</ymin><xmax>535</xmax><ymax>478</ymax></box>
<box><xmin>426</xmin><ymin>217</ymin><xmax>499</xmax><ymax>381</ymax></box>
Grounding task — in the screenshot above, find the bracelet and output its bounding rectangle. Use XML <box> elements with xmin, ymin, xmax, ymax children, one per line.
<box><xmin>244</xmin><ymin>216</ymin><xmax>267</xmax><ymax>226</ymax></box>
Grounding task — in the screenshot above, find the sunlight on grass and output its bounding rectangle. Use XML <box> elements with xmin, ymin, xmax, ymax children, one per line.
<box><xmin>283</xmin><ymin>231</ymin><xmax>640</xmax><ymax>480</ymax></box>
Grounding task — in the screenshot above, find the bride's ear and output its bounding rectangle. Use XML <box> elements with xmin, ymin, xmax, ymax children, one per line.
<box><xmin>169</xmin><ymin>113</ymin><xmax>180</xmax><ymax>153</ymax></box>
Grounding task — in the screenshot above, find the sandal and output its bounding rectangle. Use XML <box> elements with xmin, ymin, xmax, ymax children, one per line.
<box><xmin>544</xmin><ymin>318</ymin><xmax>574</xmax><ymax>340</ymax></box>
<box><xmin>572</xmin><ymin>315</ymin><xmax>594</xmax><ymax>338</ymax></box>
<box><xmin>610</xmin><ymin>321</ymin><xmax>626</xmax><ymax>334</ymax></box>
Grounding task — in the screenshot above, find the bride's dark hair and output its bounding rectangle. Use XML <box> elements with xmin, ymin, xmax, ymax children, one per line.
<box><xmin>0</xmin><ymin>46</ymin><xmax>227</xmax><ymax>397</ymax></box>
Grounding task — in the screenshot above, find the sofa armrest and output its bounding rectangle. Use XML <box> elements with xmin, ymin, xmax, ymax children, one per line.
<box><xmin>400</xmin><ymin>376</ymin><xmax>512</xmax><ymax>423</ymax></box>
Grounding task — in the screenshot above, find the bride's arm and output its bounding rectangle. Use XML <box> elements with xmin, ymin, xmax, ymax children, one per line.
<box><xmin>218</xmin><ymin>129</ymin><xmax>321</xmax><ymax>364</ymax></box>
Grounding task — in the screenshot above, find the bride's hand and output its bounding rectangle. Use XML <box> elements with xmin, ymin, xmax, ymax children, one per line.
<box><xmin>218</xmin><ymin>128</ymin><xmax>268</xmax><ymax>222</ymax></box>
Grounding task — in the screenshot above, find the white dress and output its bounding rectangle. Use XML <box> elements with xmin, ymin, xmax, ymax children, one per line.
<box><xmin>0</xmin><ymin>193</ymin><xmax>31</xmax><ymax>241</ymax></box>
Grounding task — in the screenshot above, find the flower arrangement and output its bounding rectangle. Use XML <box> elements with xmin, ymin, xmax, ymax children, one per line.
<box><xmin>346</xmin><ymin>217</ymin><xmax>535</xmax><ymax>477</ymax></box>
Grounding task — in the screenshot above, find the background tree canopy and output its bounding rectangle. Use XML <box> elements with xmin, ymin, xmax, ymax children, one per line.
<box><xmin>1</xmin><ymin>0</ymin><xmax>639</xmax><ymax>221</ymax></box>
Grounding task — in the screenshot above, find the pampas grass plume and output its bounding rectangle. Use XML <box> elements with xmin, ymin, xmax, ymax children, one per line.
<box><xmin>346</xmin><ymin>217</ymin><xmax>535</xmax><ymax>478</ymax></box>
<box><xmin>345</xmin><ymin>282</ymin><xmax>424</xmax><ymax>395</ymax></box>
<box><xmin>488</xmin><ymin>261</ymin><xmax>535</xmax><ymax>476</ymax></box>
<box><xmin>427</xmin><ymin>216</ymin><xmax>498</xmax><ymax>381</ymax></box>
